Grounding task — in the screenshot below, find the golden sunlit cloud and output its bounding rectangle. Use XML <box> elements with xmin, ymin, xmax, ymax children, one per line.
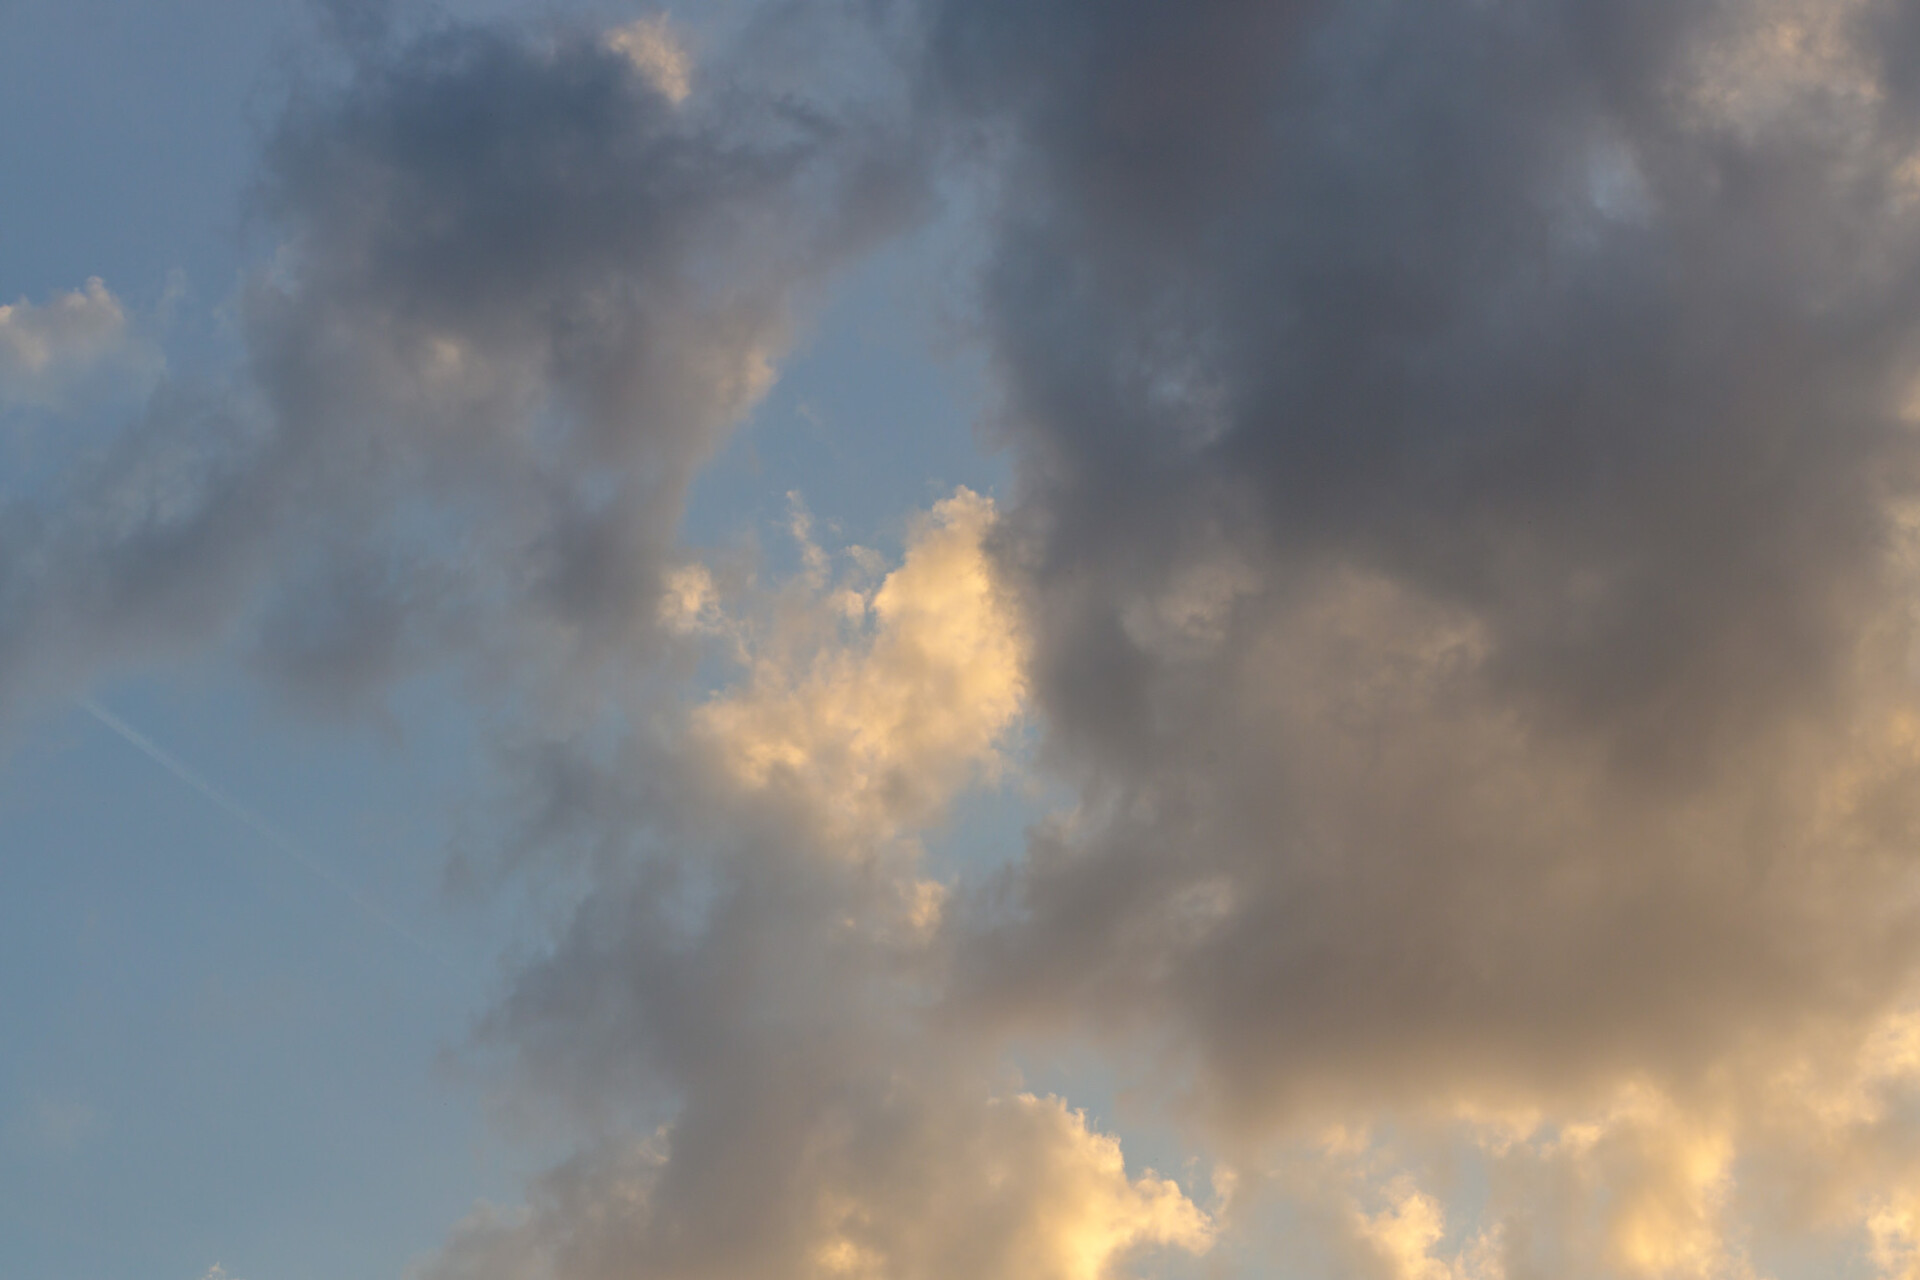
<box><xmin>693</xmin><ymin>487</ymin><xmax>1026</xmax><ymax>846</ymax></box>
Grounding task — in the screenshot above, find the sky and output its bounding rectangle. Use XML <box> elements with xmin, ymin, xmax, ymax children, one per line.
<box><xmin>8</xmin><ymin>1</ymin><xmax>1920</xmax><ymax>1278</ymax></box>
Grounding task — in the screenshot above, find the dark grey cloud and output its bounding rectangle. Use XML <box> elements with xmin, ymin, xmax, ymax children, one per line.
<box><xmin>239</xmin><ymin>16</ymin><xmax>924</xmax><ymax>705</ymax></box>
<box><xmin>0</xmin><ymin>380</ymin><xmax>278</xmax><ymax>725</ymax></box>
<box><xmin>927</xmin><ymin>0</ymin><xmax>1920</xmax><ymax>1125</ymax></box>
<box><xmin>0</xmin><ymin>9</ymin><xmax>923</xmax><ymax>722</ymax></box>
<box><xmin>308</xmin><ymin>0</ymin><xmax>395</xmax><ymax>54</ymax></box>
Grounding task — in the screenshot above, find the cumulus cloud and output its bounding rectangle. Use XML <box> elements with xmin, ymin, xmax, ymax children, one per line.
<box><xmin>0</xmin><ymin>10</ymin><xmax>922</xmax><ymax>720</ymax></box>
<box><xmin>692</xmin><ymin>487</ymin><xmax>1025</xmax><ymax>844</ymax></box>
<box><xmin>0</xmin><ymin>277</ymin><xmax>159</xmax><ymax>412</ymax></box>
<box><xmin>924</xmin><ymin>0</ymin><xmax>1920</xmax><ymax>1139</ymax></box>
<box><xmin>422</xmin><ymin>490</ymin><xmax>1214</xmax><ymax>1280</ymax></box>
<box><xmin>1210</xmin><ymin>996</ymin><xmax>1920</xmax><ymax>1279</ymax></box>
<box><xmin>420</xmin><ymin>1086</ymin><xmax>1208</xmax><ymax>1280</ymax></box>
<box><xmin>235</xmin><ymin>15</ymin><xmax>923</xmax><ymax>705</ymax></box>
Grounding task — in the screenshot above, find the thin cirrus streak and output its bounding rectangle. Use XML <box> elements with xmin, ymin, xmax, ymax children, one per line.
<box><xmin>77</xmin><ymin>696</ymin><xmax>458</xmax><ymax>977</ymax></box>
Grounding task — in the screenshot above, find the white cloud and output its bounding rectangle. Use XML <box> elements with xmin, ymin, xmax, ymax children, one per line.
<box><xmin>0</xmin><ymin>277</ymin><xmax>159</xmax><ymax>411</ymax></box>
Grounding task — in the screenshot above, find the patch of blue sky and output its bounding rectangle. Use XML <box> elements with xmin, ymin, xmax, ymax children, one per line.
<box><xmin>0</xmin><ymin>675</ymin><xmax>530</xmax><ymax>1280</ymax></box>
<box><xmin>683</xmin><ymin>207</ymin><xmax>1004</xmax><ymax>568</ymax></box>
<box><xmin>0</xmin><ymin>0</ymin><xmax>301</xmax><ymax>318</ymax></box>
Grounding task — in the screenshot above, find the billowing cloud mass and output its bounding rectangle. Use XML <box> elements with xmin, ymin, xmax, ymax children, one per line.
<box><xmin>427</xmin><ymin>491</ymin><xmax>1207</xmax><ymax>1280</ymax></box>
<box><xmin>0</xmin><ymin>9</ymin><xmax>921</xmax><ymax>720</ymax></box>
<box><xmin>935</xmin><ymin>0</ymin><xmax>1920</xmax><ymax>1105</ymax></box>
<box><xmin>911</xmin><ymin>0</ymin><xmax>1920</xmax><ymax>1269</ymax></box>
<box><xmin>24</xmin><ymin>0</ymin><xmax>1920</xmax><ymax>1277</ymax></box>
<box><xmin>423</xmin><ymin>1084</ymin><xmax>1209</xmax><ymax>1280</ymax></box>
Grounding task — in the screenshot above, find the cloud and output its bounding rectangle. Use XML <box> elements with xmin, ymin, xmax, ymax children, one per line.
<box><xmin>235</xmin><ymin>4</ymin><xmax>1920</xmax><ymax>1275</ymax></box>
<box><xmin>0</xmin><ymin>277</ymin><xmax>160</xmax><ymax>413</ymax></box>
<box><xmin>0</xmin><ymin>11</ymin><xmax>924</xmax><ymax>721</ymax></box>
<box><xmin>419</xmin><ymin>1086</ymin><xmax>1208</xmax><ymax>1280</ymax></box>
<box><xmin>0</xmin><ymin>380</ymin><xmax>276</xmax><ymax>723</ymax></box>
<box><xmin>922</xmin><ymin>0</ymin><xmax>1920</xmax><ymax>1139</ymax></box>
<box><xmin>421</xmin><ymin>491</ymin><xmax>1212</xmax><ymax>1280</ymax></box>
<box><xmin>1214</xmin><ymin>996</ymin><xmax>1920</xmax><ymax>1279</ymax></box>
<box><xmin>692</xmin><ymin>487</ymin><xmax>1026</xmax><ymax>845</ymax></box>
<box><xmin>1349</xmin><ymin>1179</ymin><xmax>1500</xmax><ymax>1280</ymax></box>
<box><xmin>237</xmin><ymin>17</ymin><xmax>920</xmax><ymax>701</ymax></box>
<box><xmin>604</xmin><ymin>15</ymin><xmax>691</xmax><ymax>105</ymax></box>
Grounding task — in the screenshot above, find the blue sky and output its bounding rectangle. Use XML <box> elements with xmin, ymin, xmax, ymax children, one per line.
<box><xmin>10</xmin><ymin>3</ymin><xmax>1920</xmax><ymax>1280</ymax></box>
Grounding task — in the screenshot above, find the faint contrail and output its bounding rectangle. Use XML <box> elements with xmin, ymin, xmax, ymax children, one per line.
<box><xmin>78</xmin><ymin>696</ymin><xmax>458</xmax><ymax>976</ymax></box>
